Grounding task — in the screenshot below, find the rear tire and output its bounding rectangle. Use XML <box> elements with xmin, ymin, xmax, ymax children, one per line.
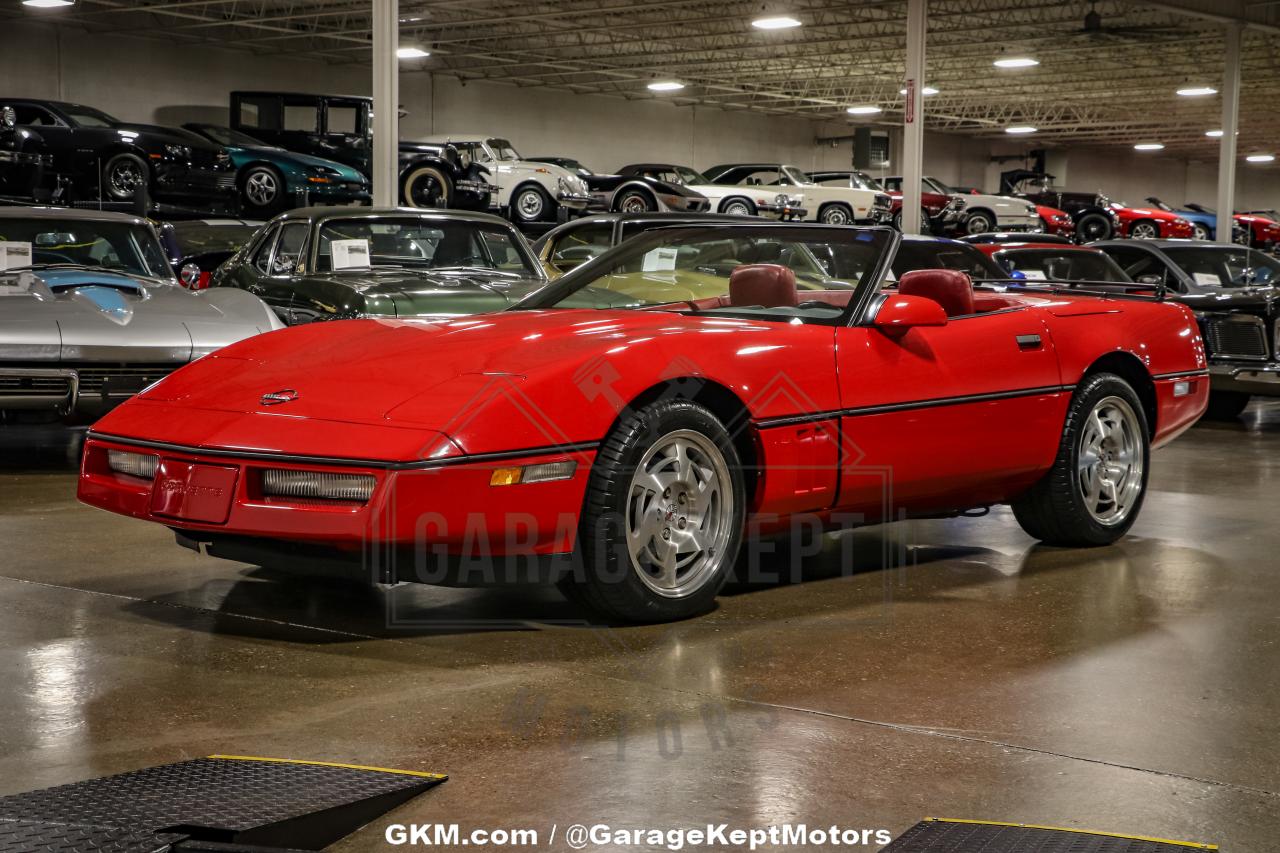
<box><xmin>615</xmin><ymin>188</ymin><xmax>655</xmax><ymax>213</ymax></box>
<box><xmin>819</xmin><ymin>203</ymin><xmax>853</xmax><ymax>225</ymax></box>
<box><xmin>1204</xmin><ymin>390</ymin><xmax>1250</xmax><ymax>420</ymax></box>
<box><xmin>964</xmin><ymin>210</ymin><xmax>994</xmax><ymax>234</ymax></box>
<box><xmin>1075</xmin><ymin>212</ymin><xmax>1114</xmax><ymax>242</ymax></box>
<box><xmin>720</xmin><ymin>197</ymin><xmax>756</xmax><ymax>217</ymax></box>
<box><xmin>512</xmin><ymin>184</ymin><xmax>554</xmax><ymax>223</ymax></box>
<box><xmin>1012</xmin><ymin>373</ymin><xmax>1149</xmax><ymax>547</ymax></box>
<box><xmin>560</xmin><ymin>399</ymin><xmax>746</xmax><ymax>623</ymax></box>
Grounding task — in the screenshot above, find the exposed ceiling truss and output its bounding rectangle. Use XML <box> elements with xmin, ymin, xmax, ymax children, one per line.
<box><xmin>9</xmin><ymin>0</ymin><xmax>1280</xmax><ymax>157</ymax></box>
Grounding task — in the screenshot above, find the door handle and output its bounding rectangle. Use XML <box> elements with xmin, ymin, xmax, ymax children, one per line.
<box><xmin>1016</xmin><ymin>334</ymin><xmax>1043</xmax><ymax>349</ymax></box>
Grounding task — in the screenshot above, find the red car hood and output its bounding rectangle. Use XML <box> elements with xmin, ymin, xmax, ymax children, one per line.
<box><xmin>1115</xmin><ymin>206</ymin><xmax>1181</xmax><ymax>221</ymax></box>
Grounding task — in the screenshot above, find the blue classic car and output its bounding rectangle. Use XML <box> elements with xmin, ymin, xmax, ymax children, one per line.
<box><xmin>183</xmin><ymin>123</ymin><xmax>370</xmax><ymax>214</ymax></box>
<box><xmin>1145</xmin><ymin>196</ymin><xmax>1244</xmax><ymax>242</ymax></box>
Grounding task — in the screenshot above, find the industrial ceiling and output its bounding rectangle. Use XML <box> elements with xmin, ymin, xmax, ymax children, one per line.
<box><xmin>10</xmin><ymin>0</ymin><xmax>1280</xmax><ymax>157</ymax></box>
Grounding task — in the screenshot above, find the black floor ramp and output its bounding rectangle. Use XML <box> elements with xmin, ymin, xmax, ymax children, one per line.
<box><xmin>882</xmin><ymin>818</ymin><xmax>1218</xmax><ymax>852</ymax></box>
<box><xmin>0</xmin><ymin>754</ymin><xmax>446</xmax><ymax>852</ymax></box>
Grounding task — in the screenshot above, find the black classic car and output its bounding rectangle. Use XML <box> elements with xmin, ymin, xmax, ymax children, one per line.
<box><xmin>527</xmin><ymin>157</ymin><xmax>711</xmax><ymax>214</ymax></box>
<box><xmin>212</xmin><ymin>207</ymin><xmax>546</xmax><ymax>324</ymax></box>
<box><xmin>1000</xmin><ymin>169</ymin><xmax>1120</xmax><ymax>242</ymax></box>
<box><xmin>0</xmin><ymin>106</ymin><xmax>48</xmax><ymax>199</ymax></box>
<box><xmin>229</xmin><ymin>91</ymin><xmax>493</xmax><ymax>211</ymax></box>
<box><xmin>0</xmin><ymin>98</ymin><xmax>236</xmax><ymax>211</ymax></box>
<box><xmin>1094</xmin><ymin>239</ymin><xmax>1280</xmax><ymax>419</ymax></box>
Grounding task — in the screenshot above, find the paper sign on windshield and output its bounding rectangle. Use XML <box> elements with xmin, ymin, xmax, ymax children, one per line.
<box><xmin>1020</xmin><ymin>269</ymin><xmax>1047</xmax><ymax>280</ymax></box>
<box><xmin>1193</xmin><ymin>272</ymin><xmax>1222</xmax><ymax>286</ymax></box>
<box><xmin>331</xmin><ymin>239</ymin><xmax>371</xmax><ymax>270</ymax></box>
<box><xmin>0</xmin><ymin>241</ymin><xmax>32</xmax><ymax>272</ymax></box>
<box><xmin>642</xmin><ymin>247</ymin><xmax>678</xmax><ymax>272</ymax></box>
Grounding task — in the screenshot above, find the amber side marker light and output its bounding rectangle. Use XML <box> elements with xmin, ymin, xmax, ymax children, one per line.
<box><xmin>490</xmin><ymin>461</ymin><xmax>577</xmax><ymax>486</ymax></box>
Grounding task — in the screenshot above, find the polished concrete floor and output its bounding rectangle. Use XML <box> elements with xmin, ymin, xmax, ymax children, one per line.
<box><xmin>1</xmin><ymin>405</ymin><xmax>1278</xmax><ymax>851</ymax></box>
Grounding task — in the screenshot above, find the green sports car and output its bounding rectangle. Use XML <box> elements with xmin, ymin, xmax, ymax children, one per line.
<box><xmin>211</xmin><ymin>207</ymin><xmax>549</xmax><ymax>325</ymax></box>
<box><xmin>183</xmin><ymin>123</ymin><xmax>370</xmax><ymax>214</ymax></box>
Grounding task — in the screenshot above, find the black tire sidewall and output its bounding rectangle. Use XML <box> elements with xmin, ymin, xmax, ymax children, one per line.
<box><xmin>617</xmin><ymin>189</ymin><xmax>654</xmax><ymax>213</ymax></box>
<box><xmin>1077</xmin><ymin>213</ymin><xmax>1112</xmax><ymax>242</ymax></box>
<box><xmin>820</xmin><ymin>204</ymin><xmax>852</xmax><ymax>225</ymax></box>
<box><xmin>103</xmin><ymin>152</ymin><xmax>148</xmax><ymax>201</ymax></box>
<box><xmin>513</xmin><ymin>185</ymin><xmax>552</xmax><ymax>222</ymax></box>
<box><xmin>241</xmin><ymin>165</ymin><xmax>282</xmax><ymax>211</ymax></box>
<box><xmin>573</xmin><ymin>399</ymin><xmax>746</xmax><ymax>622</ymax></box>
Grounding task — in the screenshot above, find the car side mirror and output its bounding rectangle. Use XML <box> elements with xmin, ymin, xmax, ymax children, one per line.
<box><xmin>874</xmin><ymin>294</ymin><xmax>948</xmax><ymax>330</ymax></box>
<box><xmin>178</xmin><ymin>262</ymin><xmax>202</xmax><ymax>288</ymax></box>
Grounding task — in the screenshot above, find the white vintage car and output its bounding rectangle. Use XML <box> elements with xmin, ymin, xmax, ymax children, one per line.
<box><xmin>422</xmin><ymin>135</ymin><xmax>595</xmax><ymax>223</ymax></box>
<box><xmin>615</xmin><ymin>163</ymin><xmax>805</xmax><ymax>219</ymax></box>
<box><xmin>883</xmin><ymin>175</ymin><xmax>1042</xmax><ymax>234</ymax></box>
<box><xmin>702</xmin><ymin>163</ymin><xmax>893</xmax><ymax>225</ymax></box>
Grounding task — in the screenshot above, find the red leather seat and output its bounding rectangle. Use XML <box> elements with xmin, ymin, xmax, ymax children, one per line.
<box><xmin>899</xmin><ymin>269</ymin><xmax>974</xmax><ymax>317</ymax></box>
<box><xmin>729</xmin><ymin>264</ymin><xmax>798</xmax><ymax>308</ymax></box>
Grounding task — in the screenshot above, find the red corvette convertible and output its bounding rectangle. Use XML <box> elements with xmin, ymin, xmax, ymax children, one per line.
<box><xmin>1109</xmin><ymin>203</ymin><xmax>1194</xmax><ymax>240</ymax></box>
<box><xmin>79</xmin><ymin>225</ymin><xmax>1208</xmax><ymax>622</ymax></box>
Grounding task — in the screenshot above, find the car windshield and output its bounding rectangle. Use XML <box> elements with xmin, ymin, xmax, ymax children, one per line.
<box><xmin>519</xmin><ymin>225</ymin><xmax>892</xmax><ymax>323</ymax></box>
<box><xmin>1161</xmin><ymin>246</ymin><xmax>1280</xmax><ymax>288</ymax></box>
<box><xmin>851</xmin><ymin>171</ymin><xmax>883</xmax><ymax>191</ymax></box>
<box><xmin>994</xmin><ymin>248</ymin><xmax>1131</xmax><ymax>283</ymax></box>
<box><xmin>891</xmin><ymin>241</ymin><xmax>1005</xmax><ymax>281</ymax></box>
<box><xmin>61</xmin><ymin>105</ymin><xmax>120</xmax><ymax>128</ymax></box>
<box><xmin>1147</xmin><ymin>198</ymin><xmax>1174</xmax><ymax>212</ymax></box>
<box><xmin>314</xmin><ymin>217</ymin><xmax>537</xmax><ymax>275</ymax></box>
<box><xmin>675</xmin><ymin>166</ymin><xmax>711</xmax><ymax>185</ymax></box>
<box><xmin>923</xmin><ymin>177</ymin><xmax>953</xmax><ymax>195</ymax></box>
<box><xmin>197</xmin><ymin>125</ymin><xmax>269</xmax><ymax>147</ymax></box>
<box><xmin>781</xmin><ymin>165</ymin><xmax>813</xmax><ymax>186</ymax></box>
<box><xmin>487</xmin><ymin>138</ymin><xmax>521</xmax><ymax>161</ymax></box>
<box><xmin>0</xmin><ymin>218</ymin><xmax>171</xmax><ymax>280</ymax></box>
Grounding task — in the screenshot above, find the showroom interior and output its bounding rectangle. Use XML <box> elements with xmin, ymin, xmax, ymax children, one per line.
<box><xmin>1</xmin><ymin>0</ymin><xmax>1278</xmax><ymax>851</ymax></box>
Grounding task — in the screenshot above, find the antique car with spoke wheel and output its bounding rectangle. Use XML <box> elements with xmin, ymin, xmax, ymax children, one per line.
<box><xmin>79</xmin><ymin>223</ymin><xmax>1206</xmax><ymax>623</ymax></box>
<box><xmin>183</xmin><ymin>124</ymin><xmax>369</xmax><ymax>214</ymax></box>
<box><xmin>211</xmin><ymin>207</ymin><xmax>547</xmax><ymax>325</ymax></box>
<box><xmin>229</xmin><ymin>92</ymin><xmax>494</xmax><ymax>212</ymax></box>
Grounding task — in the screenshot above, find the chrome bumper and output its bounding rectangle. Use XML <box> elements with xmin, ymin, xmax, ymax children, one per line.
<box><xmin>1209</xmin><ymin>361</ymin><xmax>1280</xmax><ymax>395</ymax></box>
<box><xmin>759</xmin><ymin>202</ymin><xmax>808</xmax><ymax>220</ymax></box>
<box><xmin>556</xmin><ymin>191</ymin><xmax>593</xmax><ymax>210</ymax></box>
<box><xmin>0</xmin><ymin>367</ymin><xmax>77</xmax><ymax>413</ymax></box>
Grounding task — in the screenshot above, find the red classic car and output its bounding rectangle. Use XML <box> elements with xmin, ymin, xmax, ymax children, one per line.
<box><xmin>1109</xmin><ymin>203</ymin><xmax>1194</xmax><ymax>240</ymax></box>
<box><xmin>1036</xmin><ymin>205</ymin><xmax>1075</xmax><ymax>238</ymax></box>
<box><xmin>78</xmin><ymin>225</ymin><xmax>1208</xmax><ymax>623</ymax></box>
<box><xmin>1232</xmin><ymin>211</ymin><xmax>1280</xmax><ymax>248</ymax></box>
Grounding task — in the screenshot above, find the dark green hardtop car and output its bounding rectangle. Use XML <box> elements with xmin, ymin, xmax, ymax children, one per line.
<box><xmin>211</xmin><ymin>207</ymin><xmax>547</xmax><ymax>325</ymax></box>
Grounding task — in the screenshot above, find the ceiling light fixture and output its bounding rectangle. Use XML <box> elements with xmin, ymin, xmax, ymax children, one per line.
<box><xmin>845</xmin><ymin>105</ymin><xmax>882</xmax><ymax>115</ymax></box>
<box><xmin>1134</xmin><ymin>143</ymin><xmax>1165</xmax><ymax>151</ymax></box>
<box><xmin>396</xmin><ymin>47</ymin><xmax>430</xmax><ymax>59</ymax></box>
<box><xmin>900</xmin><ymin>86</ymin><xmax>939</xmax><ymax>96</ymax></box>
<box><xmin>1246</xmin><ymin>154</ymin><xmax>1275</xmax><ymax>163</ymax></box>
<box><xmin>22</xmin><ymin>0</ymin><xmax>75</xmax><ymax>6</ymax></box>
<box><xmin>752</xmin><ymin>15</ymin><xmax>802</xmax><ymax>29</ymax></box>
<box><xmin>1005</xmin><ymin>126</ymin><xmax>1037</xmax><ymax>134</ymax></box>
<box><xmin>647</xmin><ymin>81</ymin><xmax>685</xmax><ymax>92</ymax></box>
<box><xmin>994</xmin><ymin>56</ymin><xmax>1039</xmax><ymax>68</ymax></box>
<box><xmin>1206</xmin><ymin>130</ymin><xmax>1224</xmax><ymax>137</ymax></box>
<box><xmin>1176</xmin><ymin>85</ymin><xmax>1217</xmax><ymax>96</ymax></box>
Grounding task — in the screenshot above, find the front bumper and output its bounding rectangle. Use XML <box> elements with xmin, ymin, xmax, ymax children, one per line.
<box><xmin>0</xmin><ymin>363</ymin><xmax>183</xmax><ymax>421</ymax></box>
<box><xmin>78</xmin><ymin>434</ymin><xmax>596</xmax><ymax>583</ymax></box>
<box><xmin>758</xmin><ymin>202</ymin><xmax>808</xmax><ymax>220</ymax></box>
<box><xmin>1209</xmin><ymin>361</ymin><xmax>1280</xmax><ymax>396</ymax></box>
<box><xmin>555</xmin><ymin>191</ymin><xmax>593</xmax><ymax>210</ymax></box>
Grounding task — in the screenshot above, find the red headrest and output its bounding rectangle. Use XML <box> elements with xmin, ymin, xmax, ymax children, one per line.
<box><xmin>899</xmin><ymin>268</ymin><xmax>974</xmax><ymax>318</ymax></box>
<box><xmin>729</xmin><ymin>264</ymin><xmax>798</xmax><ymax>308</ymax></box>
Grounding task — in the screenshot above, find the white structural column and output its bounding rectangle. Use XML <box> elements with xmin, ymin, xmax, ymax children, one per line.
<box><xmin>1216</xmin><ymin>23</ymin><xmax>1242</xmax><ymax>242</ymax></box>
<box><xmin>372</xmin><ymin>0</ymin><xmax>399</xmax><ymax>207</ymax></box>
<box><xmin>900</xmin><ymin>0</ymin><xmax>926</xmax><ymax>234</ymax></box>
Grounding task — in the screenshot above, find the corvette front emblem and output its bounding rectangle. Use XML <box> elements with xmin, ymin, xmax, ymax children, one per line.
<box><xmin>260</xmin><ymin>389</ymin><xmax>299</xmax><ymax>406</ymax></box>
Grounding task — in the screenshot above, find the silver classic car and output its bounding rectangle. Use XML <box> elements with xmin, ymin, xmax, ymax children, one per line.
<box><xmin>0</xmin><ymin>207</ymin><xmax>282</xmax><ymax>424</ymax></box>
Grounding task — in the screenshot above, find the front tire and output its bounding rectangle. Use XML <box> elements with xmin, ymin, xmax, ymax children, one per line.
<box><xmin>1012</xmin><ymin>373</ymin><xmax>1149</xmax><ymax>547</ymax></box>
<box><xmin>512</xmin><ymin>184</ymin><xmax>554</xmax><ymax>223</ymax></box>
<box><xmin>719</xmin><ymin>197</ymin><xmax>756</xmax><ymax>217</ymax></box>
<box><xmin>1130</xmin><ymin>220</ymin><xmax>1159</xmax><ymax>239</ymax></box>
<box><xmin>1075</xmin><ymin>212</ymin><xmax>1114</xmax><ymax>242</ymax></box>
<box><xmin>562</xmin><ymin>399</ymin><xmax>746</xmax><ymax>623</ymax></box>
<box><xmin>402</xmin><ymin>165</ymin><xmax>453</xmax><ymax>208</ymax></box>
<box><xmin>964</xmin><ymin>210</ymin><xmax>994</xmax><ymax>234</ymax></box>
<box><xmin>819</xmin><ymin>203</ymin><xmax>853</xmax><ymax>225</ymax></box>
<box><xmin>615</xmin><ymin>188</ymin><xmax>655</xmax><ymax>213</ymax></box>
<box><xmin>102</xmin><ymin>152</ymin><xmax>149</xmax><ymax>202</ymax></box>
<box><xmin>240</xmin><ymin>165</ymin><xmax>284</xmax><ymax>212</ymax></box>
<box><xmin>1204</xmin><ymin>390</ymin><xmax>1250</xmax><ymax>420</ymax></box>
<box><xmin>1191</xmin><ymin>222</ymin><xmax>1210</xmax><ymax>241</ymax></box>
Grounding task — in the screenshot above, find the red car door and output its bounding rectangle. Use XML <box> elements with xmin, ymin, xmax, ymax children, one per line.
<box><xmin>832</xmin><ymin>303</ymin><xmax>1067</xmax><ymax>520</ymax></box>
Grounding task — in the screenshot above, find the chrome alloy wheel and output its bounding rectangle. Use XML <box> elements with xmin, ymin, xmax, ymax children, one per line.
<box><xmin>1076</xmin><ymin>396</ymin><xmax>1145</xmax><ymax>526</ymax></box>
<box><xmin>625</xmin><ymin>429</ymin><xmax>734</xmax><ymax>599</ymax></box>
<box><xmin>619</xmin><ymin>192</ymin><xmax>650</xmax><ymax>213</ymax></box>
<box><xmin>107</xmin><ymin>159</ymin><xmax>145</xmax><ymax>198</ymax></box>
<box><xmin>1130</xmin><ymin>221</ymin><xmax>1159</xmax><ymax>239</ymax></box>
<box><xmin>245</xmin><ymin>170</ymin><xmax>279</xmax><ymax>207</ymax></box>
<box><xmin>516</xmin><ymin>188</ymin><xmax>545</xmax><ymax>220</ymax></box>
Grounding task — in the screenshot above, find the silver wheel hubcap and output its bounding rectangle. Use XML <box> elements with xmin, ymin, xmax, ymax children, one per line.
<box><xmin>517</xmin><ymin>190</ymin><xmax>544</xmax><ymax>219</ymax></box>
<box><xmin>626</xmin><ymin>430</ymin><xmax>734</xmax><ymax>599</ymax></box>
<box><xmin>966</xmin><ymin>215</ymin><xmax>991</xmax><ymax>234</ymax></box>
<box><xmin>725</xmin><ymin>202</ymin><xmax>750</xmax><ymax>216</ymax></box>
<box><xmin>1076</xmin><ymin>396</ymin><xmax>1144</xmax><ymax>527</ymax></box>
<box><xmin>823</xmin><ymin>207</ymin><xmax>849</xmax><ymax>224</ymax></box>
<box><xmin>1132</xmin><ymin>223</ymin><xmax>1156</xmax><ymax>239</ymax></box>
<box><xmin>245</xmin><ymin>171</ymin><xmax>278</xmax><ymax>206</ymax></box>
<box><xmin>620</xmin><ymin>194</ymin><xmax>648</xmax><ymax>212</ymax></box>
<box><xmin>1193</xmin><ymin>224</ymin><xmax>1209</xmax><ymax>240</ymax></box>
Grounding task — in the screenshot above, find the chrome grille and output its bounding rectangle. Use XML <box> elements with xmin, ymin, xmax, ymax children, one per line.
<box><xmin>73</xmin><ymin>365</ymin><xmax>181</xmax><ymax>394</ymax></box>
<box><xmin>1203</xmin><ymin>316</ymin><xmax>1269</xmax><ymax>361</ymax></box>
<box><xmin>0</xmin><ymin>374</ymin><xmax>72</xmax><ymax>398</ymax></box>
